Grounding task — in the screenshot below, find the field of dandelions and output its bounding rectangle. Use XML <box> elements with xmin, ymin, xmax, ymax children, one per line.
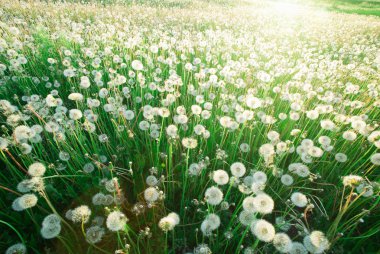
<box><xmin>1</xmin><ymin>0</ymin><xmax>380</xmax><ymax>253</ymax></box>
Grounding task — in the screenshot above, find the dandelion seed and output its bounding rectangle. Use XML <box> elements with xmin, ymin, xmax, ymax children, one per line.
<box><xmin>12</xmin><ymin>194</ymin><xmax>38</xmax><ymax>211</ymax></box>
<box><xmin>251</xmin><ymin>219</ymin><xmax>275</xmax><ymax>242</ymax></box>
<box><xmin>182</xmin><ymin>137</ymin><xmax>198</xmax><ymax>149</ymax></box>
<box><xmin>273</xmin><ymin>233</ymin><xmax>293</xmax><ymax>253</ymax></box>
<box><xmin>204</xmin><ymin>186</ymin><xmax>223</xmax><ymax>205</ymax></box>
<box><xmin>253</xmin><ymin>193</ymin><xmax>274</xmax><ymax>214</ymax></box>
<box><xmin>5</xmin><ymin>243</ymin><xmax>26</xmax><ymax>254</ymax></box>
<box><xmin>71</xmin><ymin>205</ymin><xmax>91</xmax><ymax>224</ymax></box>
<box><xmin>86</xmin><ymin>226</ymin><xmax>105</xmax><ymax>244</ymax></box>
<box><xmin>106</xmin><ymin>211</ymin><xmax>128</xmax><ymax>231</ymax></box>
<box><xmin>342</xmin><ymin>175</ymin><xmax>363</xmax><ymax>187</ymax></box>
<box><xmin>212</xmin><ymin>170</ymin><xmax>229</xmax><ymax>185</ymax></box>
<box><xmin>291</xmin><ymin>192</ymin><xmax>308</xmax><ymax>208</ymax></box>
<box><xmin>230</xmin><ymin>162</ymin><xmax>246</xmax><ymax>178</ymax></box>
<box><xmin>144</xmin><ymin>187</ymin><xmax>159</xmax><ymax>203</ymax></box>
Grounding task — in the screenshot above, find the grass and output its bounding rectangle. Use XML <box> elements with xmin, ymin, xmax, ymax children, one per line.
<box><xmin>0</xmin><ymin>0</ymin><xmax>379</xmax><ymax>253</ymax></box>
<box><xmin>271</xmin><ymin>0</ymin><xmax>380</xmax><ymax>16</ymax></box>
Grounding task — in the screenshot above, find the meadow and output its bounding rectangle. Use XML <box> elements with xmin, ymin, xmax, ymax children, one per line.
<box><xmin>0</xmin><ymin>0</ymin><xmax>380</xmax><ymax>253</ymax></box>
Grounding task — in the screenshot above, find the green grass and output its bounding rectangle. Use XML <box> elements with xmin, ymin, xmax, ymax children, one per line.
<box><xmin>0</xmin><ymin>0</ymin><xmax>379</xmax><ymax>253</ymax></box>
<box><xmin>279</xmin><ymin>0</ymin><xmax>380</xmax><ymax>16</ymax></box>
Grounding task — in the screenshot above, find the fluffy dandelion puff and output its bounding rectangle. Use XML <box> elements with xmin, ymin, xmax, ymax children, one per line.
<box><xmin>71</xmin><ymin>205</ymin><xmax>91</xmax><ymax>224</ymax></box>
<box><xmin>242</xmin><ymin>196</ymin><xmax>256</xmax><ymax>212</ymax></box>
<box><xmin>86</xmin><ymin>226</ymin><xmax>105</xmax><ymax>244</ymax></box>
<box><xmin>158</xmin><ymin>212</ymin><xmax>180</xmax><ymax>231</ymax></box>
<box><xmin>68</xmin><ymin>92</ymin><xmax>84</xmax><ymax>101</ymax></box>
<box><xmin>239</xmin><ymin>210</ymin><xmax>256</xmax><ymax>226</ymax></box>
<box><xmin>251</xmin><ymin>219</ymin><xmax>276</xmax><ymax>242</ymax></box>
<box><xmin>201</xmin><ymin>213</ymin><xmax>220</xmax><ymax>235</ymax></box>
<box><xmin>106</xmin><ymin>211</ymin><xmax>128</xmax><ymax>231</ymax></box>
<box><xmin>253</xmin><ymin>193</ymin><xmax>274</xmax><ymax>214</ymax></box>
<box><xmin>289</xmin><ymin>242</ymin><xmax>308</xmax><ymax>254</ymax></box>
<box><xmin>212</xmin><ymin>169</ymin><xmax>229</xmax><ymax>185</ymax></box>
<box><xmin>194</xmin><ymin>244</ymin><xmax>211</xmax><ymax>254</ymax></box>
<box><xmin>303</xmin><ymin>231</ymin><xmax>330</xmax><ymax>254</ymax></box>
<box><xmin>41</xmin><ymin>224</ymin><xmax>61</xmax><ymax>239</ymax></box>
<box><xmin>230</xmin><ymin>162</ymin><xmax>246</xmax><ymax>177</ymax></box>
<box><xmin>291</xmin><ymin>192</ymin><xmax>308</xmax><ymax>208</ymax></box>
<box><xmin>204</xmin><ymin>186</ymin><xmax>223</xmax><ymax>205</ymax></box>
<box><xmin>83</xmin><ymin>162</ymin><xmax>95</xmax><ymax>173</ymax></box>
<box><xmin>273</xmin><ymin>233</ymin><xmax>293</xmax><ymax>253</ymax></box>
<box><xmin>252</xmin><ymin>171</ymin><xmax>267</xmax><ymax>184</ymax></box>
<box><xmin>159</xmin><ymin>217</ymin><xmax>177</xmax><ymax>231</ymax></box>
<box><xmin>144</xmin><ymin>187</ymin><xmax>159</xmax><ymax>202</ymax></box>
<box><xmin>167</xmin><ymin>212</ymin><xmax>180</xmax><ymax>225</ymax></box>
<box><xmin>356</xmin><ymin>183</ymin><xmax>374</xmax><ymax>197</ymax></box>
<box><xmin>370</xmin><ymin>153</ymin><xmax>380</xmax><ymax>165</ymax></box>
<box><xmin>342</xmin><ymin>175</ymin><xmax>363</xmax><ymax>187</ymax></box>
<box><xmin>42</xmin><ymin>214</ymin><xmax>61</xmax><ymax>228</ymax></box>
<box><xmin>131</xmin><ymin>60</ymin><xmax>143</xmax><ymax>71</ymax></box>
<box><xmin>28</xmin><ymin>162</ymin><xmax>46</xmax><ymax>177</ymax></box>
<box><xmin>146</xmin><ymin>175</ymin><xmax>158</xmax><ymax>186</ymax></box>
<box><xmin>12</xmin><ymin>194</ymin><xmax>38</xmax><ymax>211</ymax></box>
<box><xmin>281</xmin><ymin>174</ymin><xmax>294</xmax><ymax>186</ymax></box>
<box><xmin>5</xmin><ymin>243</ymin><xmax>27</xmax><ymax>254</ymax></box>
<box><xmin>182</xmin><ymin>137</ymin><xmax>198</xmax><ymax>149</ymax></box>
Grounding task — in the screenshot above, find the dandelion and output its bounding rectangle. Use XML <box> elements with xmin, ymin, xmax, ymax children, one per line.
<box><xmin>146</xmin><ymin>175</ymin><xmax>158</xmax><ymax>186</ymax></box>
<box><xmin>68</xmin><ymin>92</ymin><xmax>84</xmax><ymax>101</ymax></box>
<box><xmin>106</xmin><ymin>211</ymin><xmax>128</xmax><ymax>231</ymax></box>
<box><xmin>86</xmin><ymin>226</ymin><xmax>105</xmax><ymax>244</ymax></box>
<box><xmin>17</xmin><ymin>177</ymin><xmax>44</xmax><ymax>193</ymax></box>
<box><xmin>342</xmin><ymin>175</ymin><xmax>363</xmax><ymax>187</ymax></box>
<box><xmin>201</xmin><ymin>213</ymin><xmax>220</xmax><ymax>235</ymax></box>
<box><xmin>239</xmin><ymin>210</ymin><xmax>256</xmax><ymax>226</ymax></box>
<box><xmin>80</xmin><ymin>76</ymin><xmax>91</xmax><ymax>89</ymax></box>
<box><xmin>42</xmin><ymin>214</ymin><xmax>61</xmax><ymax>228</ymax></box>
<box><xmin>289</xmin><ymin>242</ymin><xmax>308</xmax><ymax>254</ymax></box>
<box><xmin>69</xmin><ymin>109</ymin><xmax>83</xmax><ymax>120</ymax></box>
<box><xmin>303</xmin><ymin>231</ymin><xmax>330</xmax><ymax>254</ymax></box>
<box><xmin>273</xmin><ymin>233</ymin><xmax>293</xmax><ymax>253</ymax></box>
<box><xmin>144</xmin><ymin>187</ymin><xmax>159</xmax><ymax>202</ymax></box>
<box><xmin>83</xmin><ymin>162</ymin><xmax>95</xmax><ymax>173</ymax></box>
<box><xmin>289</xmin><ymin>163</ymin><xmax>310</xmax><ymax>178</ymax></box>
<box><xmin>71</xmin><ymin>205</ymin><xmax>91</xmax><ymax>224</ymax></box>
<box><xmin>320</xmin><ymin>120</ymin><xmax>336</xmax><ymax>131</ymax></box>
<box><xmin>370</xmin><ymin>153</ymin><xmax>380</xmax><ymax>165</ymax></box>
<box><xmin>188</xmin><ymin>163</ymin><xmax>202</xmax><ymax>176</ymax></box>
<box><xmin>251</xmin><ymin>219</ymin><xmax>275</xmax><ymax>242</ymax></box>
<box><xmin>28</xmin><ymin>162</ymin><xmax>46</xmax><ymax>177</ymax></box>
<box><xmin>159</xmin><ymin>212</ymin><xmax>180</xmax><ymax>232</ymax></box>
<box><xmin>205</xmin><ymin>186</ymin><xmax>223</xmax><ymax>205</ymax></box>
<box><xmin>246</xmin><ymin>95</ymin><xmax>262</xmax><ymax>109</ymax></box>
<box><xmin>240</xmin><ymin>143</ymin><xmax>250</xmax><ymax>152</ymax></box>
<box><xmin>212</xmin><ymin>170</ymin><xmax>229</xmax><ymax>185</ymax></box>
<box><xmin>194</xmin><ymin>244</ymin><xmax>211</xmax><ymax>254</ymax></box>
<box><xmin>12</xmin><ymin>194</ymin><xmax>38</xmax><ymax>211</ymax></box>
<box><xmin>242</xmin><ymin>196</ymin><xmax>255</xmax><ymax>212</ymax></box>
<box><xmin>41</xmin><ymin>223</ymin><xmax>61</xmax><ymax>239</ymax></box>
<box><xmin>105</xmin><ymin>177</ymin><xmax>119</xmax><ymax>192</ymax></box>
<box><xmin>230</xmin><ymin>162</ymin><xmax>246</xmax><ymax>177</ymax></box>
<box><xmin>252</xmin><ymin>171</ymin><xmax>267</xmax><ymax>184</ymax></box>
<box><xmin>0</xmin><ymin>137</ymin><xmax>9</xmax><ymax>150</ymax></box>
<box><xmin>5</xmin><ymin>243</ymin><xmax>27</xmax><ymax>254</ymax></box>
<box><xmin>253</xmin><ymin>193</ymin><xmax>274</xmax><ymax>214</ymax></box>
<box><xmin>131</xmin><ymin>60</ymin><xmax>143</xmax><ymax>71</ymax></box>
<box><xmin>166</xmin><ymin>125</ymin><xmax>178</xmax><ymax>138</ymax></box>
<box><xmin>291</xmin><ymin>192</ymin><xmax>308</xmax><ymax>208</ymax></box>
<box><xmin>281</xmin><ymin>174</ymin><xmax>294</xmax><ymax>186</ymax></box>
<box><xmin>182</xmin><ymin>137</ymin><xmax>198</xmax><ymax>149</ymax></box>
<box><xmin>335</xmin><ymin>153</ymin><xmax>347</xmax><ymax>162</ymax></box>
